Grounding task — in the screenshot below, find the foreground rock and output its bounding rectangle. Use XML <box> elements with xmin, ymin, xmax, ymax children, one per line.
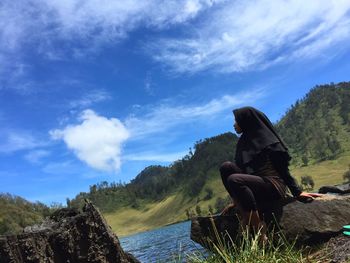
<box><xmin>0</xmin><ymin>201</ymin><xmax>139</xmax><ymax>263</ymax></box>
<box><xmin>310</xmin><ymin>234</ymin><xmax>350</xmax><ymax>263</ymax></box>
<box><xmin>278</xmin><ymin>194</ymin><xmax>350</xmax><ymax>244</ymax></box>
<box><xmin>191</xmin><ymin>194</ymin><xmax>350</xmax><ymax>249</ymax></box>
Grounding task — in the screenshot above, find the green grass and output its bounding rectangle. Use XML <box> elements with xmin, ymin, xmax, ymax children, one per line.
<box><xmin>104</xmin><ymin>153</ymin><xmax>350</xmax><ymax>237</ymax></box>
<box><xmin>291</xmin><ymin>152</ymin><xmax>350</xmax><ymax>189</ymax></box>
<box><xmin>186</xmin><ymin>229</ymin><xmax>311</xmax><ymax>263</ymax></box>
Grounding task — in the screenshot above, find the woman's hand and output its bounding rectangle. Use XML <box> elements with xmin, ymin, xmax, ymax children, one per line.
<box><xmin>296</xmin><ymin>192</ymin><xmax>323</xmax><ymax>203</ymax></box>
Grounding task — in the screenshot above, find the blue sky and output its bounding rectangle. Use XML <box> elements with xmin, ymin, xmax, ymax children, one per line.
<box><xmin>1</xmin><ymin>0</ymin><xmax>350</xmax><ymax>204</ymax></box>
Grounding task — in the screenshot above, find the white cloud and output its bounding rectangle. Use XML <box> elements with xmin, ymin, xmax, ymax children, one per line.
<box><xmin>0</xmin><ymin>0</ymin><xmax>221</xmax><ymax>58</ymax></box>
<box><xmin>69</xmin><ymin>90</ymin><xmax>111</xmax><ymax>108</ymax></box>
<box><xmin>41</xmin><ymin>161</ymin><xmax>81</xmax><ymax>176</ymax></box>
<box><xmin>125</xmin><ymin>88</ymin><xmax>265</xmax><ymax>138</ymax></box>
<box><xmin>24</xmin><ymin>150</ymin><xmax>50</xmax><ymax>164</ymax></box>
<box><xmin>50</xmin><ymin>109</ymin><xmax>129</xmax><ymax>172</ymax></box>
<box><xmin>0</xmin><ymin>0</ymin><xmax>224</xmax><ymax>91</ymax></box>
<box><xmin>0</xmin><ymin>130</ymin><xmax>43</xmax><ymax>153</ymax></box>
<box><xmin>2</xmin><ymin>0</ymin><xmax>347</xmax><ymax>77</ymax></box>
<box><xmin>151</xmin><ymin>0</ymin><xmax>350</xmax><ymax>73</ymax></box>
<box><xmin>124</xmin><ymin>150</ymin><xmax>188</xmax><ymax>162</ymax></box>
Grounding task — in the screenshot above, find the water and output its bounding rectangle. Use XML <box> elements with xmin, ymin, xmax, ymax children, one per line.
<box><xmin>120</xmin><ymin>221</ymin><xmax>207</xmax><ymax>262</ymax></box>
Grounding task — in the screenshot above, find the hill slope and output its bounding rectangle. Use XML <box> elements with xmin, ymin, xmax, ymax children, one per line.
<box><xmin>0</xmin><ymin>194</ymin><xmax>53</xmax><ymax>235</ymax></box>
<box><xmin>277</xmin><ymin>82</ymin><xmax>350</xmax><ymax>165</ymax></box>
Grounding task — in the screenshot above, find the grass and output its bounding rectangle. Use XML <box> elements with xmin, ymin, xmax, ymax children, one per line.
<box><xmin>104</xmin><ymin>153</ymin><xmax>350</xmax><ymax>237</ymax></box>
<box><xmin>186</xmin><ymin>226</ymin><xmax>311</xmax><ymax>263</ymax></box>
<box><xmin>105</xmin><ymin>193</ymin><xmax>191</xmax><ymax>236</ymax></box>
<box><xmin>291</xmin><ymin>152</ymin><xmax>350</xmax><ymax>189</ymax></box>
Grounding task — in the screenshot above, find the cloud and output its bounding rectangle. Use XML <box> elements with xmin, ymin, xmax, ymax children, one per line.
<box><xmin>69</xmin><ymin>90</ymin><xmax>112</xmax><ymax>108</ymax></box>
<box><xmin>125</xmin><ymin>88</ymin><xmax>265</xmax><ymax>138</ymax></box>
<box><xmin>41</xmin><ymin>161</ymin><xmax>82</xmax><ymax>176</ymax></box>
<box><xmin>50</xmin><ymin>109</ymin><xmax>130</xmax><ymax>172</ymax></box>
<box><xmin>0</xmin><ymin>130</ymin><xmax>43</xmax><ymax>154</ymax></box>
<box><xmin>144</xmin><ymin>72</ymin><xmax>154</xmax><ymax>95</ymax></box>
<box><xmin>151</xmin><ymin>0</ymin><xmax>350</xmax><ymax>73</ymax></box>
<box><xmin>0</xmin><ymin>0</ymin><xmax>221</xmax><ymax>59</ymax></box>
<box><xmin>124</xmin><ymin>150</ymin><xmax>188</xmax><ymax>162</ymax></box>
<box><xmin>24</xmin><ymin>150</ymin><xmax>50</xmax><ymax>164</ymax></box>
<box><xmin>0</xmin><ymin>0</ymin><xmax>224</xmax><ymax>92</ymax></box>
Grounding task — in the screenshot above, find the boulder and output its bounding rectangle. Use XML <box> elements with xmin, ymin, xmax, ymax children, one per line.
<box><xmin>191</xmin><ymin>195</ymin><xmax>350</xmax><ymax>249</ymax></box>
<box><xmin>319</xmin><ymin>183</ymin><xmax>350</xmax><ymax>194</ymax></box>
<box><xmin>0</xmin><ymin>201</ymin><xmax>139</xmax><ymax>263</ymax></box>
<box><xmin>278</xmin><ymin>194</ymin><xmax>350</xmax><ymax>244</ymax></box>
<box><xmin>191</xmin><ymin>214</ymin><xmax>240</xmax><ymax>250</ymax></box>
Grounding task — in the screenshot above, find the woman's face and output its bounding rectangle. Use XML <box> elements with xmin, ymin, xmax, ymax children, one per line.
<box><xmin>234</xmin><ymin>121</ymin><xmax>243</xmax><ymax>134</ymax></box>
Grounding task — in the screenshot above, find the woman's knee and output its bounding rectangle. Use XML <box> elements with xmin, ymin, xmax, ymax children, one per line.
<box><xmin>227</xmin><ymin>173</ymin><xmax>245</xmax><ymax>187</ymax></box>
<box><xmin>220</xmin><ymin>161</ymin><xmax>241</xmax><ymax>177</ymax></box>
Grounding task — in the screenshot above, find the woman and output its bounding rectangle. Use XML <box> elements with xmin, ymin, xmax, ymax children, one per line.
<box><xmin>220</xmin><ymin>106</ymin><xmax>320</xmax><ymax>240</ymax></box>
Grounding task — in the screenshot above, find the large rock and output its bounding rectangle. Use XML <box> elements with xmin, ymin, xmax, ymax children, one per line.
<box><xmin>279</xmin><ymin>194</ymin><xmax>350</xmax><ymax>244</ymax></box>
<box><xmin>0</xmin><ymin>201</ymin><xmax>139</xmax><ymax>263</ymax></box>
<box><xmin>191</xmin><ymin>214</ymin><xmax>240</xmax><ymax>250</ymax></box>
<box><xmin>191</xmin><ymin>195</ymin><xmax>350</xmax><ymax>249</ymax></box>
<box><xmin>319</xmin><ymin>183</ymin><xmax>350</xmax><ymax>194</ymax></box>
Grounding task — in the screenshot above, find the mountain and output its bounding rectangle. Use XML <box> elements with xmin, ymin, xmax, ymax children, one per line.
<box><xmin>70</xmin><ymin>132</ymin><xmax>238</xmax><ymax>213</ymax></box>
<box><xmin>277</xmin><ymin>82</ymin><xmax>350</xmax><ymax>165</ymax></box>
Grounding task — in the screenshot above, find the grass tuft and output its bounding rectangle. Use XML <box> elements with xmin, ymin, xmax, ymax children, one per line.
<box><xmin>187</xmin><ymin>227</ymin><xmax>310</xmax><ymax>263</ymax></box>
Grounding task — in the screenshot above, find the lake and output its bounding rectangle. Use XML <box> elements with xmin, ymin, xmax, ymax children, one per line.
<box><xmin>120</xmin><ymin>221</ymin><xmax>207</xmax><ymax>262</ymax></box>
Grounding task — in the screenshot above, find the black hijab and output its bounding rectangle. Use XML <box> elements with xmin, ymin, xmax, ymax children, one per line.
<box><xmin>233</xmin><ymin>106</ymin><xmax>290</xmax><ymax>168</ymax></box>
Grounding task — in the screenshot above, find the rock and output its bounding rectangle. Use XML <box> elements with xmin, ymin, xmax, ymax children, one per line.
<box><xmin>190</xmin><ymin>214</ymin><xmax>240</xmax><ymax>250</ymax></box>
<box><xmin>0</xmin><ymin>201</ymin><xmax>139</xmax><ymax>263</ymax></box>
<box><xmin>279</xmin><ymin>194</ymin><xmax>350</xmax><ymax>244</ymax></box>
<box><xmin>191</xmin><ymin>195</ymin><xmax>350</xmax><ymax>249</ymax></box>
<box><xmin>309</xmin><ymin>234</ymin><xmax>350</xmax><ymax>263</ymax></box>
<box><xmin>319</xmin><ymin>183</ymin><xmax>350</xmax><ymax>194</ymax></box>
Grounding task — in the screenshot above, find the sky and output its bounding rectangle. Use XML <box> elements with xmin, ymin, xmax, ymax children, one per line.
<box><xmin>1</xmin><ymin>0</ymin><xmax>350</xmax><ymax>205</ymax></box>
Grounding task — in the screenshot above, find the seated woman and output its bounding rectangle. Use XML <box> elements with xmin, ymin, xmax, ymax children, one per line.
<box><xmin>220</xmin><ymin>106</ymin><xmax>321</xmax><ymax>241</ymax></box>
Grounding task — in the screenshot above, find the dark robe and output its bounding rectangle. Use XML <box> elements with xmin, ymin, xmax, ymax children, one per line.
<box><xmin>233</xmin><ymin>107</ymin><xmax>302</xmax><ymax>197</ymax></box>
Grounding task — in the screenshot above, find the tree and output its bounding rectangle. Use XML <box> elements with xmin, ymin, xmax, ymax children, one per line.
<box><xmin>214</xmin><ymin>197</ymin><xmax>227</xmax><ymax>213</ymax></box>
<box><xmin>203</xmin><ymin>188</ymin><xmax>213</xmax><ymax>200</ymax></box>
<box><xmin>301</xmin><ymin>155</ymin><xmax>308</xmax><ymax>166</ymax></box>
<box><xmin>185</xmin><ymin>209</ymin><xmax>191</xmax><ymax>219</ymax></box>
<box><xmin>66</xmin><ymin>198</ymin><xmax>71</xmax><ymax>208</ymax></box>
<box><xmin>208</xmin><ymin>205</ymin><xmax>214</xmax><ymax>215</ymax></box>
<box><xmin>301</xmin><ymin>175</ymin><xmax>315</xmax><ymax>191</ymax></box>
<box><xmin>195</xmin><ymin>205</ymin><xmax>201</xmax><ymax>216</ymax></box>
<box><xmin>187</xmin><ymin>173</ymin><xmax>206</xmax><ymax>197</ymax></box>
<box><xmin>343</xmin><ymin>165</ymin><xmax>350</xmax><ymax>183</ymax></box>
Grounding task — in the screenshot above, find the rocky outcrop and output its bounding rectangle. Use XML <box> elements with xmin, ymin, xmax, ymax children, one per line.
<box><xmin>0</xmin><ymin>201</ymin><xmax>139</xmax><ymax>263</ymax></box>
<box><xmin>278</xmin><ymin>194</ymin><xmax>350</xmax><ymax>244</ymax></box>
<box><xmin>191</xmin><ymin>195</ymin><xmax>350</xmax><ymax>249</ymax></box>
<box><xmin>319</xmin><ymin>183</ymin><xmax>350</xmax><ymax>194</ymax></box>
<box><xmin>191</xmin><ymin>214</ymin><xmax>240</xmax><ymax>250</ymax></box>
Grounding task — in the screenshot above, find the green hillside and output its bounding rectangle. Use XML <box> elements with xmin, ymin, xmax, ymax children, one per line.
<box><xmin>69</xmin><ymin>132</ymin><xmax>238</xmax><ymax>213</ymax></box>
<box><xmin>277</xmin><ymin>82</ymin><xmax>350</xmax><ymax>165</ymax></box>
<box><xmin>0</xmin><ymin>194</ymin><xmax>54</xmax><ymax>235</ymax></box>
